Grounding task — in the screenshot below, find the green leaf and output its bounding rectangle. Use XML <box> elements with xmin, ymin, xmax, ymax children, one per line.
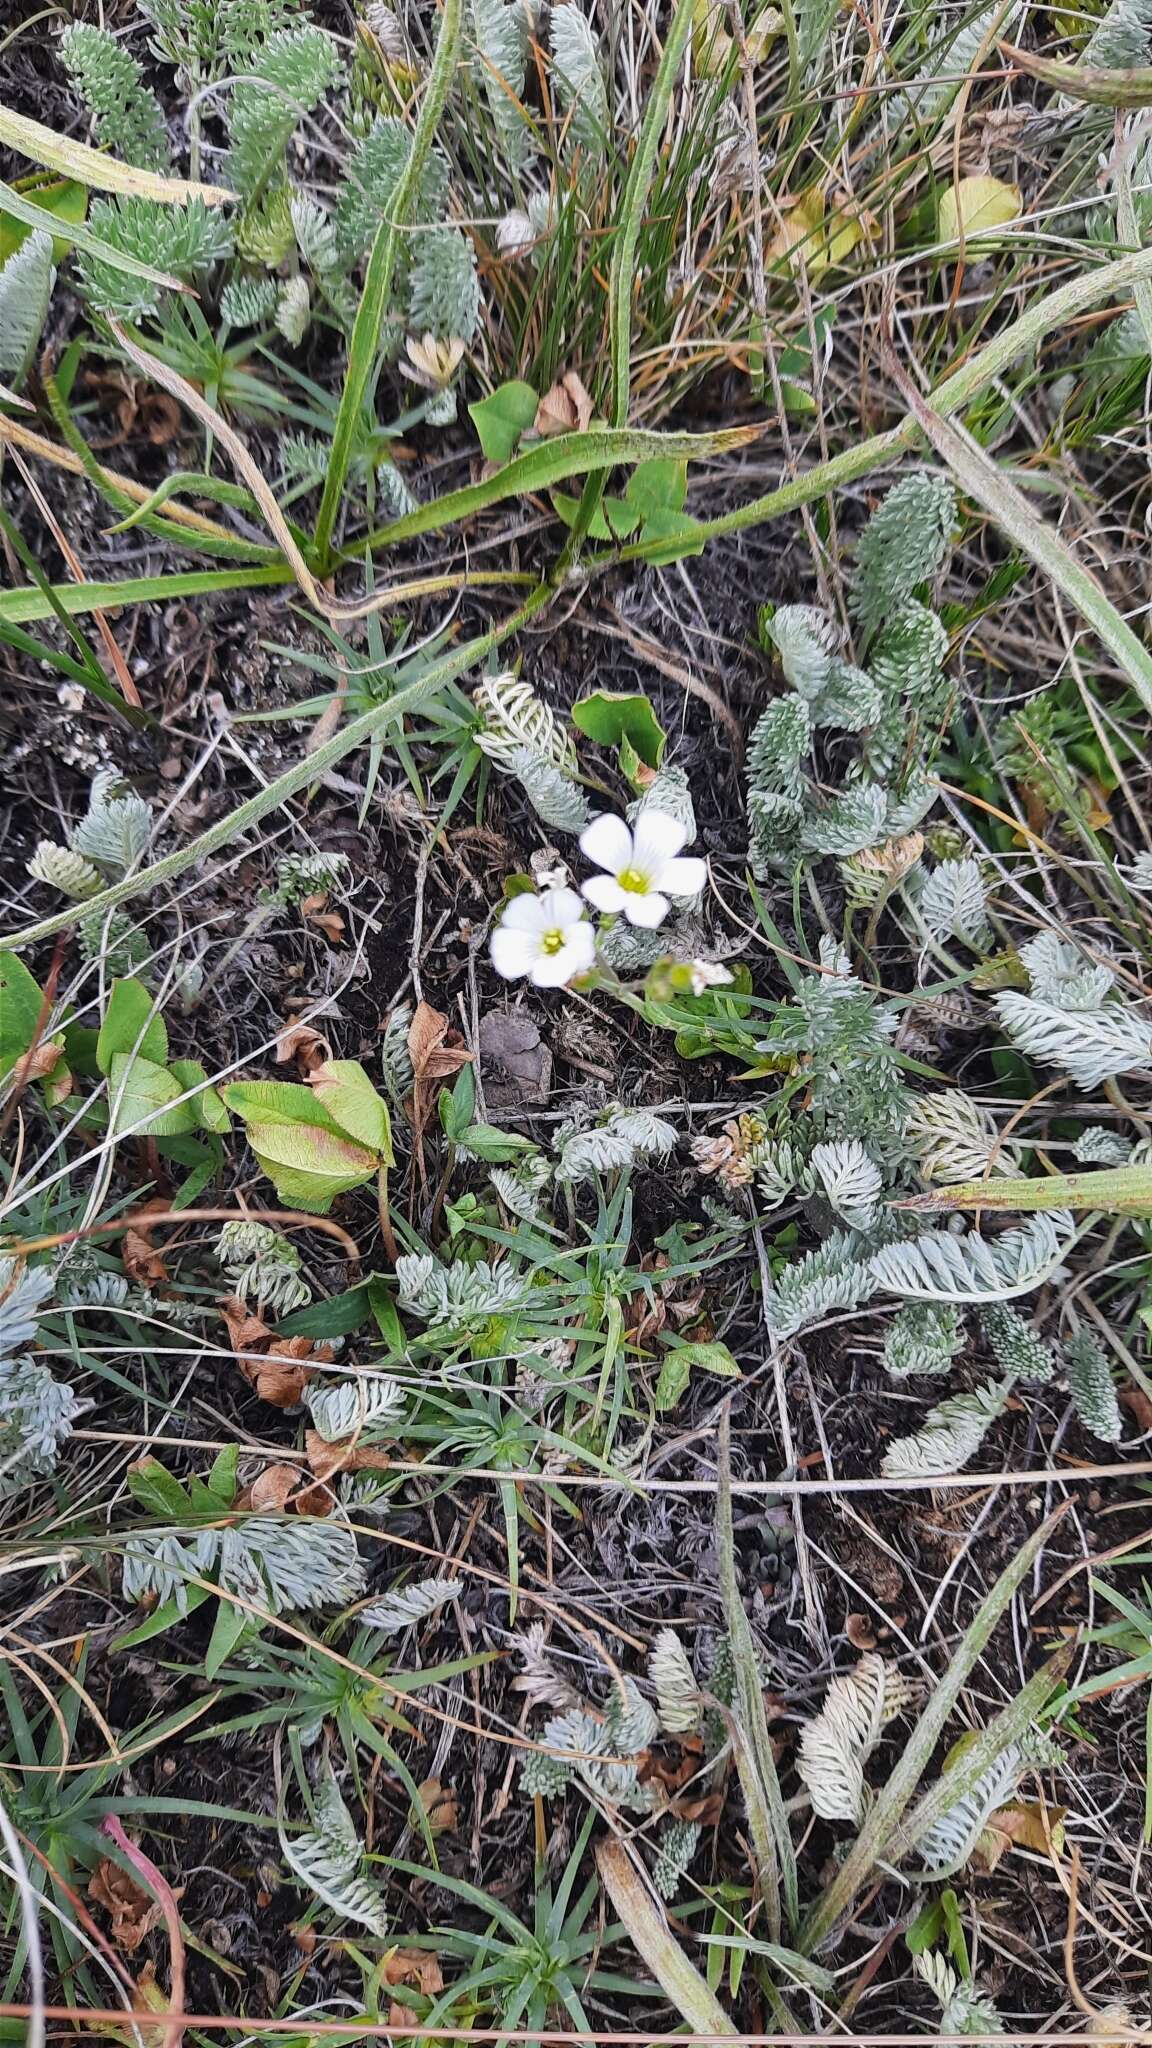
<box><xmin>97</xmin><ymin>978</ymin><xmax>168</xmax><ymax>1075</ymax></box>
<box><xmin>224</xmin><ymin>1078</ymin><xmax>379</xmax><ymax>1212</ymax></box>
<box><xmin>626</xmin><ymin>457</ymin><xmax>688</xmax><ymax>518</ymax></box>
<box><xmin>309</xmin><ymin>1060</ymin><xmax>393</xmax><ymax>1162</ymax></box>
<box><xmin>0</xmin><ymin>176</ymin><xmax>87</xmax><ymax>263</ymax></box>
<box><xmin>369</xmin><ymin>1279</ymin><xmax>406</xmax><ymax>1351</ymax></box>
<box><xmin>108</xmin><ymin>1051</ymin><xmax>196</xmax><ymax>1136</ymax></box>
<box><xmin>208</xmin><ymin>1443</ymin><xmax>239</xmax><ymax>1504</ymax></box>
<box><xmin>204</xmin><ymin>1594</ymin><xmax>250</xmax><ymax>1679</ymax></box>
<box><xmin>168</xmin><ymin>1057</ymin><xmax>231</xmax><ymax>1132</ymax></box>
<box><xmin>655</xmin><ymin>1339</ymin><xmax>741</xmax><ymax>1411</ymax></box>
<box><xmin>0</xmin><ymin>951</ymin><xmax>45</xmax><ymax>1080</ymax></box>
<box><xmin>468</xmin><ymin>379</ymin><xmax>538</xmax><ymax>465</ymax></box>
<box><xmin>277</xmin><ymin>1285</ymin><xmax>374</xmax><ymax>1338</ymax></box>
<box><xmin>115</xmin><ymin>1586</ymin><xmax>210</xmax><ymax>1647</ymax></box>
<box><xmin>457</xmin><ymin>1123</ymin><xmax>537</xmax><ymax>1164</ymax></box>
<box><xmin>551</xmin><ymin>488</ymin><xmax>642</xmax><ymax>540</ymax></box>
<box><xmin>438</xmin><ymin>1063</ymin><xmax>476</xmax><ymax>1142</ymax></box>
<box><xmin>127</xmin><ymin>1458</ymin><xmax>189</xmax><ymax>1518</ymax></box>
<box><xmin>571</xmin><ymin>689</ymin><xmax>666</xmax><ymax>769</ymax></box>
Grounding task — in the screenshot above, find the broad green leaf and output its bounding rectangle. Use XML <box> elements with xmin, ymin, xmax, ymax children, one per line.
<box><xmin>572</xmin><ymin>689</ymin><xmax>666</xmax><ymax>768</ymax></box>
<box><xmin>97</xmin><ymin>978</ymin><xmax>168</xmax><ymax>1075</ymax></box>
<box><xmin>127</xmin><ymin>1458</ymin><xmax>190</xmax><ymax>1518</ymax></box>
<box><xmin>438</xmin><ymin>1063</ymin><xmax>476</xmax><ymax>1142</ymax></box>
<box><xmin>108</xmin><ymin>1051</ymin><xmax>196</xmax><ymax>1137</ymax></box>
<box><xmin>0</xmin><ymin>951</ymin><xmax>45</xmax><ymax>1080</ymax></box>
<box><xmin>278</xmin><ymin>1286</ymin><xmax>374</xmax><ymax>1339</ymax></box>
<box><xmin>208</xmin><ymin>1444</ymin><xmax>240</xmax><ymax>1504</ymax></box>
<box><xmin>456</xmin><ymin>1123</ymin><xmax>537</xmax><ymax>1164</ymax></box>
<box><xmin>0</xmin><ymin>177</ymin><xmax>87</xmax><ymax>264</ymax></box>
<box><xmin>551</xmin><ymin>488</ymin><xmax>642</xmax><ymax>540</ymax></box>
<box><xmin>168</xmin><ymin>1057</ymin><xmax>231</xmax><ymax>1133</ymax></box>
<box><xmin>468</xmin><ymin>379</ymin><xmax>538</xmax><ymax>465</ymax></box>
<box><xmin>626</xmin><ymin>457</ymin><xmax>688</xmax><ymax>518</ymax></box>
<box><xmin>938</xmin><ymin>175</ymin><xmax>1020</xmax><ymax>243</ymax></box>
<box><xmin>224</xmin><ymin>1078</ymin><xmax>345</xmax><ymax>1132</ymax></box>
<box><xmin>241</xmin><ymin>1117</ymin><xmax>378</xmax><ymax>1214</ymax></box>
<box><xmin>309</xmin><ymin>1060</ymin><xmax>393</xmax><ymax>1161</ymax></box>
<box><xmin>204</xmin><ymin>1596</ymin><xmax>250</xmax><ymax>1679</ymax></box>
<box><xmin>655</xmin><ymin>1339</ymin><xmax>741</xmax><ymax>1411</ymax></box>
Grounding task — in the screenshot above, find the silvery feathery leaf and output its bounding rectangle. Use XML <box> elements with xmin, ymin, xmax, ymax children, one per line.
<box><xmin>981</xmin><ymin>1303</ymin><xmax>1057</xmax><ymax>1383</ymax></box>
<box><xmin>1071</xmin><ymin>1126</ymin><xmax>1131</xmax><ymax>1166</ymax></box>
<box><xmin>996</xmin><ymin>991</ymin><xmax>1152</xmax><ymax>1091</ymax></box>
<box><xmin>906</xmin><ymin>1089</ymin><xmax>1019</xmax><ymax>1184</ymax></box>
<box><xmin>869</xmin><ymin>1210</ymin><xmax>1074</xmax><ymax>1305</ymax></box>
<box><xmin>305</xmin><ymin>1375</ymin><xmax>406</xmax><ymax>1443</ymax></box>
<box><xmin>629</xmin><ymin>765</ymin><xmax>697</xmax><ymax>841</ymax></box>
<box><xmin>913</xmin><ymin>1730</ymin><xmax>1062</xmax><ymax>1877</ymax></box>
<box><xmin>649</xmin><ymin>1628</ymin><xmax>702</xmax><ymax>1734</ymax></box>
<box><xmin>653</xmin><ymin>1817</ymin><xmax>701</xmax><ymax>1899</ymax></box>
<box><xmin>808</xmin><ymin>1139</ymin><xmax>883</xmax><ymax>1230</ymax></box>
<box><xmin>851</xmin><ymin>473</ymin><xmax>956</xmax><ymax>634</ymax></box>
<box><xmin>764</xmin><ymin>1232</ymin><xmax>873</xmax><ymax>1336</ymax></box>
<box><xmin>279</xmin><ymin>1760</ymin><xmax>388</xmax><ymax>1936</ymax></box>
<box><xmin>505</xmin><ymin>747</ymin><xmax>592</xmax><ymax>832</ymax></box>
<box><xmin>27</xmin><ymin>842</ymin><xmax>102</xmax><ymax>901</ymax></box>
<box><xmin>797</xmin><ymin>1653</ymin><xmax>912</xmax><ymax>1822</ymax></box>
<box><xmin>1063</xmin><ymin>1328</ymin><xmax>1123</xmax><ymax>1443</ymax></box>
<box><xmin>1019</xmin><ymin>931</ymin><xmax>1115</xmax><ymax>1011</ymax></box>
<box><xmin>0</xmin><ymin>1260</ymin><xmax>54</xmax><ymax>1354</ymax></box>
<box><xmin>882</xmin><ymin>1302</ymin><xmax>965</xmax><ymax>1378</ymax></box>
<box><xmin>918</xmin><ymin>858</ymin><xmax>990</xmax><ymax>949</ymax></box>
<box><xmin>915</xmin><ymin>1951</ymin><xmax>1005</xmax><ymax>2038</ymax></box>
<box><xmin>70</xmin><ymin>769</ymin><xmax>151</xmax><ymax>875</ymax></box>
<box><xmin>881</xmin><ymin>1377</ymin><xmax>1010</xmax><ymax>1479</ymax></box>
<box><xmin>473</xmin><ymin>673</ymin><xmax>574</xmax><ymax>772</ymax></box>
<box><xmin>359</xmin><ymin>1576</ymin><xmax>461</xmax><ymax>1635</ymax></box>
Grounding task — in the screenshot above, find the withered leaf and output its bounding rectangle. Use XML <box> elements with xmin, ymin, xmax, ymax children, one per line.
<box><xmin>88</xmin><ymin>1858</ymin><xmax>178</xmax><ymax>1952</ymax></box>
<box><xmin>534</xmin><ymin>370</ymin><xmax>593</xmax><ymax>437</ymax></box>
<box><xmin>275</xmin><ymin>1020</ymin><xmax>332</xmax><ymax>1074</ymax></box>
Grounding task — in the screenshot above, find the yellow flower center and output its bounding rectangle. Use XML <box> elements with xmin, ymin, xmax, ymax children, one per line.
<box><xmin>618</xmin><ymin>866</ymin><xmax>649</xmax><ymax>894</ymax></box>
<box><xmin>540</xmin><ymin>927</ymin><xmax>566</xmax><ymax>955</ymax></box>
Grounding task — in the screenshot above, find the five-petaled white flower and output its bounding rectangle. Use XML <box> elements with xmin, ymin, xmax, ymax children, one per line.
<box><xmin>579</xmin><ymin>812</ymin><xmax>707</xmax><ymax>928</ymax></box>
<box><xmin>490</xmin><ymin>888</ymin><xmax>596</xmax><ymax>987</ymax></box>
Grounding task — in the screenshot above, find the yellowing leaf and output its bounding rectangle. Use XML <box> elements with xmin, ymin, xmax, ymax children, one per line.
<box><xmin>767</xmin><ymin>188</ymin><xmax>870</xmax><ymax>276</ymax></box>
<box><xmin>938</xmin><ymin>176</ymin><xmax>1021</xmax><ymax>243</ymax></box>
<box><xmin>248</xmin><ymin>1121</ymin><xmax>378</xmax><ymax>1214</ymax></box>
<box><xmin>0</xmin><ymin>177</ymin><xmax>87</xmax><ymax>263</ymax></box>
<box><xmin>108</xmin><ymin>1053</ymin><xmax>197</xmax><ymax>1138</ymax></box>
<box><xmin>310</xmin><ymin>1060</ymin><xmax>393</xmax><ymax>1162</ymax></box>
<box><xmin>0</xmin><ymin>103</ymin><xmax>233</xmax><ymax>205</ymax></box>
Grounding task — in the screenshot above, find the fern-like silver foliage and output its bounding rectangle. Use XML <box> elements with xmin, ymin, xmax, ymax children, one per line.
<box><xmin>914</xmin><ymin>1730</ymin><xmax>1062</xmax><ymax>1877</ymax></box>
<box><xmin>653</xmin><ymin>1817</ymin><xmax>701</xmax><ymax>1899</ymax></box>
<box><xmin>981</xmin><ymin>1303</ymin><xmax>1057</xmax><ymax>1384</ymax></box>
<box><xmin>916</xmin><ymin>1951</ymin><xmax>1005</xmax><ymax>2038</ymax></box>
<box><xmin>359</xmin><ymin>1576</ymin><xmax>461</xmax><ymax>1636</ymax></box>
<box><xmin>408</xmin><ymin>227</ymin><xmax>481</xmax><ymax>343</ymax></box>
<box><xmin>275</xmin><ymin>274</ymin><xmax>311</xmax><ymax>344</ymax></box>
<box><xmin>0</xmin><ymin>1260</ymin><xmax>84</xmax><ymax>1501</ymax></box>
<box><xmin>491</xmin><ymin>1153</ymin><xmax>552</xmax><ymax>1223</ymax></box>
<box><xmin>803</xmin><ymin>783</ymin><xmax>889</xmax><ymax>859</ymax></box>
<box><xmin>471</xmin><ymin>0</ymin><xmax>534</xmax><ymax>171</ymax></box>
<box><xmin>1063</xmin><ymin>1328</ymin><xmax>1122</xmax><ymax>1443</ymax></box>
<box><xmin>765</xmin><ymin>1232</ymin><xmax>872</xmax><ymax>1337</ymax></box>
<box><xmin>550</xmin><ymin>4</ymin><xmax>609</xmax><ymax>150</ymax></box>
<box><xmin>220</xmin><ymin>275</ymin><xmax>279</xmax><ymax>327</ymax></box>
<box><xmin>71</xmin><ymin>769</ymin><xmax>151</xmax><ymax>875</ymax></box>
<box><xmin>906</xmin><ymin>1089</ymin><xmax>1019</xmax><ymax>1185</ymax></box>
<box><xmin>59</xmin><ymin>24</ymin><xmax>171</xmax><ymax>171</ymax></box>
<box><xmin>396</xmin><ymin>1252</ymin><xmax>527</xmax><ymax>1325</ymax></box>
<box><xmin>1020</xmin><ymin>931</ymin><xmax>1115</xmax><ymax>1011</ymax></box>
<box><xmin>808</xmin><ymin>1139</ymin><xmax>883</xmax><ymax>1230</ymax></box>
<box><xmin>918</xmin><ymin>858</ymin><xmax>990</xmax><ymax>950</ymax></box>
<box><xmin>280</xmin><ymin>1760</ymin><xmax>388</xmax><ymax>1936</ymax></box>
<box><xmin>27</xmin><ymin>842</ymin><xmax>102</xmax><ymax>902</ymax></box>
<box><xmin>629</xmin><ymin>766</ymin><xmax>697</xmax><ymax>842</ymax></box>
<box><xmin>555</xmin><ymin>1107</ymin><xmax>678</xmax><ymax>1183</ymax></box>
<box><xmin>649</xmin><ymin>1628</ymin><xmax>702</xmax><ymax>1735</ymax></box>
<box><xmin>123</xmin><ymin>1513</ymin><xmax>364</xmax><ymax>1616</ymax></box>
<box><xmin>996</xmin><ymin>991</ymin><xmax>1152</xmax><ymax>1092</ymax></box>
<box><xmin>305</xmin><ymin>1375</ymin><xmax>406</xmax><ymax>1443</ymax></box>
<box><xmin>869</xmin><ymin>1210</ymin><xmax>1073</xmax><ymax>1306</ymax></box>
<box><xmin>882</xmin><ymin>1302</ymin><xmax>965</xmax><ymax>1378</ymax></box>
<box><xmin>851</xmin><ymin>473</ymin><xmax>956</xmax><ymax>636</ymax></box>
<box><xmin>0</xmin><ymin>231</ymin><xmax>56</xmax><ymax>387</ymax></box>
<box><xmin>798</xmin><ymin>1653</ymin><xmax>911</xmax><ymax>1822</ymax></box>
<box><xmin>1071</xmin><ymin>1126</ymin><xmax>1131</xmax><ymax>1166</ymax></box>
<box><xmin>881</xmin><ymin>1376</ymin><xmax>1010</xmax><ymax>1479</ymax></box>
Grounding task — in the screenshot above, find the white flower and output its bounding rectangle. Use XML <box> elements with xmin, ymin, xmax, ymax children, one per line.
<box><xmin>688</xmin><ymin>960</ymin><xmax>734</xmax><ymax>996</ymax></box>
<box><xmin>490</xmin><ymin>888</ymin><xmax>596</xmax><ymax>987</ymax></box>
<box><xmin>579</xmin><ymin>813</ymin><xmax>707</xmax><ymax>929</ymax></box>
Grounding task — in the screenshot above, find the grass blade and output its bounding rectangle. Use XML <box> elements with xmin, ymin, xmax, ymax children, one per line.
<box><xmin>0</xmin><ymin>567</ymin><xmax>293</xmax><ymax>626</ymax></box>
<box><xmin>312</xmin><ymin>0</ymin><xmax>463</xmax><ymax>568</ymax></box>
<box><xmin>0</xmin><ymin>102</ymin><xmax>233</xmax><ymax>202</ymax></box>
<box><xmin>1002</xmin><ymin>39</ymin><xmax>1152</xmax><ymax>103</ymax></box>
<box><xmin>900</xmin><ymin>1168</ymin><xmax>1152</xmax><ymax>1218</ymax></box>
<box><xmin>798</xmin><ymin>1504</ymin><xmax>1067</xmax><ymax>1953</ymax></box>
<box><xmin>716</xmin><ymin>1406</ymin><xmax>797</xmax><ymax>1940</ymax></box>
<box><xmin>594</xmin><ymin>1837</ymin><xmax>733</xmax><ymax>2034</ymax></box>
<box><xmin>0</xmin><ymin>177</ymin><xmax>189</xmax><ymax>293</ymax></box>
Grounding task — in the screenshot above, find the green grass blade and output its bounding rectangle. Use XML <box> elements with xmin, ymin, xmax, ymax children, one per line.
<box><xmin>0</xmin><ymin>176</ymin><xmax>189</xmax><ymax>292</ymax></box>
<box><xmin>0</xmin><ymin>566</ymin><xmax>293</xmax><ymax>626</ymax></box>
<box><xmin>312</xmin><ymin>0</ymin><xmax>463</xmax><ymax>567</ymax></box>
<box><xmin>355</xmin><ymin>422</ymin><xmax>759</xmax><ymax>555</ymax></box>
